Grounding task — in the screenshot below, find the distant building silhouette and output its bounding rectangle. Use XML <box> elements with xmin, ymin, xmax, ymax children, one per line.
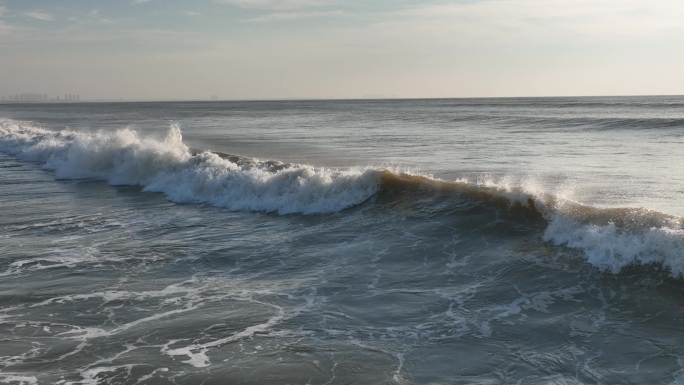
<box><xmin>63</xmin><ymin>93</ymin><xmax>80</xmax><ymax>102</ymax></box>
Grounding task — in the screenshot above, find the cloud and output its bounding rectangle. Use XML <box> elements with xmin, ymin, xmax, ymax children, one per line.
<box><xmin>359</xmin><ymin>0</ymin><xmax>684</xmax><ymax>49</ymax></box>
<box><xmin>215</xmin><ymin>0</ymin><xmax>333</xmax><ymax>11</ymax></box>
<box><xmin>25</xmin><ymin>10</ymin><xmax>54</xmax><ymax>22</ymax></box>
<box><xmin>0</xmin><ymin>2</ymin><xmax>16</xmax><ymax>37</ymax></box>
<box><xmin>85</xmin><ymin>9</ymin><xmax>113</xmax><ymax>24</ymax></box>
<box><xmin>217</xmin><ymin>0</ymin><xmax>340</xmax><ymax>22</ymax></box>
<box><xmin>246</xmin><ymin>9</ymin><xmax>342</xmax><ymax>22</ymax></box>
<box><xmin>182</xmin><ymin>10</ymin><xmax>201</xmax><ymax>17</ymax></box>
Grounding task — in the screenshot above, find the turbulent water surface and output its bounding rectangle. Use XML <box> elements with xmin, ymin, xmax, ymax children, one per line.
<box><xmin>2</xmin><ymin>97</ymin><xmax>684</xmax><ymax>384</ymax></box>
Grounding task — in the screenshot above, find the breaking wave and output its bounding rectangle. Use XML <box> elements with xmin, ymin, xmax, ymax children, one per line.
<box><xmin>0</xmin><ymin>119</ymin><xmax>380</xmax><ymax>214</ymax></box>
<box><xmin>2</xmin><ymin>118</ymin><xmax>684</xmax><ymax>277</ymax></box>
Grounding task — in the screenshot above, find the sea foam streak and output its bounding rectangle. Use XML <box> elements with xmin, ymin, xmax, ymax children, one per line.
<box><xmin>2</xmin><ymin>118</ymin><xmax>684</xmax><ymax>277</ymax></box>
<box><xmin>0</xmin><ymin>119</ymin><xmax>379</xmax><ymax>214</ymax></box>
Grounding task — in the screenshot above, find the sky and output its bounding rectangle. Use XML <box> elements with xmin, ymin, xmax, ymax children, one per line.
<box><xmin>1</xmin><ymin>0</ymin><xmax>684</xmax><ymax>100</ymax></box>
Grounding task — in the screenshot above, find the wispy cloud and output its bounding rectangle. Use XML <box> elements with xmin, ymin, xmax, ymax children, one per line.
<box><xmin>215</xmin><ymin>0</ymin><xmax>333</xmax><ymax>11</ymax></box>
<box><xmin>247</xmin><ymin>9</ymin><xmax>342</xmax><ymax>22</ymax></box>
<box><xmin>0</xmin><ymin>3</ymin><xmax>28</xmax><ymax>39</ymax></box>
<box><xmin>25</xmin><ymin>10</ymin><xmax>54</xmax><ymax>22</ymax></box>
<box><xmin>182</xmin><ymin>10</ymin><xmax>201</xmax><ymax>17</ymax></box>
<box><xmin>374</xmin><ymin>0</ymin><xmax>684</xmax><ymax>44</ymax></box>
<box><xmin>87</xmin><ymin>9</ymin><xmax>113</xmax><ymax>24</ymax></box>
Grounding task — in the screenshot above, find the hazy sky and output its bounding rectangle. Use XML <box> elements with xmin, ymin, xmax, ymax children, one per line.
<box><xmin>1</xmin><ymin>0</ymin><xmax>683</xmax><ymax>100</ymax></box>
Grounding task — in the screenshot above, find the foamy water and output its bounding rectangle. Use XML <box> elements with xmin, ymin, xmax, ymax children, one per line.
<box><xmin>2</xmin><ymin>97</ymin><xmax>684</xmax><ymax>384</ymax></box>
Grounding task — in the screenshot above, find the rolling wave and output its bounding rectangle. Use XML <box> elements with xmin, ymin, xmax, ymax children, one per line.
<box><xmin>1</xmin><ymin>118</ymin><xmax>684</xmax><ymax>277</ymax></box>
<box><xmin>378</xmin><ymin>172</ymin><xmax>684</xmax><ymax>276</ymax></box>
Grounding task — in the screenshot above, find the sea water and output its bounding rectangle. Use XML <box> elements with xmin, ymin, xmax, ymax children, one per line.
<box><xmin>2</xmin><ymin>97</ymin><xmax>684</xmax><ymax>384</ymax></box>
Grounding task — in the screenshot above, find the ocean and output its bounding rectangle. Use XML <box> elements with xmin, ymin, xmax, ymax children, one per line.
<box><xmin>1</xmin><ymin>97</ymin><xmax>684</xmax><ymax>384</ymax></box>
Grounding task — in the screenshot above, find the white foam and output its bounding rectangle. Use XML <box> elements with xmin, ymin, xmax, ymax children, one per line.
<box><xmin>75</xmin><ymin>365</ymin><xmax>134</xmax><ymax>385</ymax></box>
<box><xmin>162</xmin><ymin>301</ymin><xmax>286</xmax><ymax>367</ymax></box>
<box><xmin>0</xmin><ymin>119</ymin><xmax>380</xmax><ymax>215</ymax></box>
<box><xmin>544</xmin><ymin>215</ymin><xmax>684</xmax><ymax>276</ymax></box>
<box><xmin>0</xmin><ymin>374</ymin><xmax>38</xmax><ymax>385</ymax></box>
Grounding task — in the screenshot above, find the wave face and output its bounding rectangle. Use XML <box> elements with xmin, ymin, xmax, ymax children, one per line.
<box><xmin>0</xmin><ymin>119</ymin><xmax>380</xmax><ymax>214</ymax></box>
<box><xmin>2</xmin><ymin>118</ymin><xmax>684</xmax><ymax>277</ymax></box>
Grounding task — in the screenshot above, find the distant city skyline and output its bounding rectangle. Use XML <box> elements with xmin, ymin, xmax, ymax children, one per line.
<box><xmin>1</xmin><ymin>0</ymin><xmax>683</xmax><ymax>100</ymax></box>
<box><xmin>1</xmin><ymin>92</ymin><xmax>80</xmax><ymax>103</ymax></box>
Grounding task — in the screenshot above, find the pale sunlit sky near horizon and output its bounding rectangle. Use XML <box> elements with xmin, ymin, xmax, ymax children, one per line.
<box><xmin>1</xmin><ymin>0</ymin><xmax>684</xmax><ymax>100</ymax></box>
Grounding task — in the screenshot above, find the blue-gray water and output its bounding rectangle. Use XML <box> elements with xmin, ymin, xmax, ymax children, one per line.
<box><xmin>2</xmin><ymin>97</ymin><xmax>684</xmax><ymax>384</ymax></box>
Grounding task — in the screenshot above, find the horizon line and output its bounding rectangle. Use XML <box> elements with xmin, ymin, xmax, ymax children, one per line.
<box><xmin>1</xmin><ymin>93</ymin><xmax>683</xmax><ymax>105</ymax></box>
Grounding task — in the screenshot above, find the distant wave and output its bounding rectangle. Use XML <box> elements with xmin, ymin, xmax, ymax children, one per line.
<box><xmin>2</xmin><ymin>118</ymin><xmax>684</xmax><ymax>277</ymax></box>
<box><xmin>517</xmin><ymin>116</ymin><xmax>684</xmax><ymax>130</ymax></box>
<box><xmin>428</xmin><ymin>98</ymin><xmax>684</xmax><ymax>109</ymax></box>
<box><xmin>449</xmin><ymin>115</ymin><xmax>684</xmax><ymax>130</ymax></box>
